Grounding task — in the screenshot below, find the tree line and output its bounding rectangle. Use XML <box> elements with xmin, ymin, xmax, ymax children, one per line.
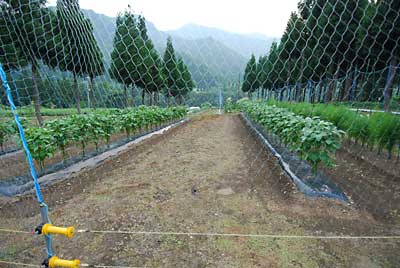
<box><xmin>242</xmin><ymin>0</ymin><xmax>400</xmax><ymax>111</ymax></box>
<box><xmin>109</xmin><ymin>8</ymin><xmax>195</xmax><ymax>108</ymax></box>
<box><xmin>0</xmin><ymin>0</ymin><xmax>194</xmax><ymax>125</ymax></box>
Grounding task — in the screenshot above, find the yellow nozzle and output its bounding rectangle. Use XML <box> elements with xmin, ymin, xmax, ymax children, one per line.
<box><xmin>48</xmin><ymin>256</ymin><xmax>80</xmax><ymax>268</ymax></box>
<box><xmin>42</xmin><ymin>223</ymin><xmax>75</xmax><ymax>238</ymax></box>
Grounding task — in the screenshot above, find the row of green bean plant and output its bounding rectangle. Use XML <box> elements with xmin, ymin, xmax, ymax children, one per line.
<box><xmin>0</xmin><ymin>120</ymin><xmax>15</xmax><ymax>152</ymax></box>
<box><xmin>239</xmin><ymin>100</ymin><xmax>344</xmax><ymax>172</ymax></box>
<box><xmin>24</xmin><ymin>106</ymin><xmax>187</xmax><ymax>172</ymax></box>
<box><xmin>267</xmin><ymin>101</ymin><xmax>400</xmax><ymax>159</ymax></box>
<box><xmin>0</xmin><ymin>118</ymin><xmax>29</xmax><ymax>152</ymax></box>
<box><xmin>0</xmin><ymin>105</ymin><xmax>114</xmax><ymax>117</ymax></box>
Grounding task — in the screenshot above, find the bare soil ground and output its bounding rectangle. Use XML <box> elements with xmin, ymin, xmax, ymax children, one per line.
<box><xmin>324</xmin><ymin>143</ymin><xmax>400</xmax><ymax>223</ymax></box>
<box><xmin>0</xmin><ymin>114</ymin><xmax>399</xmax><ymax>268</ymax></box>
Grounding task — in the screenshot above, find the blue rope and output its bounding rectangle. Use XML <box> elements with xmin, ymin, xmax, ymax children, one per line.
<box><xmin>0</xmin><ymin>63</ymin><xmax>54</xmax><ymax>257</ymax></box>
<box><xmin>0</xmin><ymin>63</ymin><xmax>44</xmax><ymax>203</ymax></box>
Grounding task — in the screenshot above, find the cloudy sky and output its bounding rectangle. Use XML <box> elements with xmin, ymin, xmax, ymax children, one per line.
<box><xmin>48</xmin><ymin>0</ymin><xmax>299</xmax><ymax>37</ymax></box>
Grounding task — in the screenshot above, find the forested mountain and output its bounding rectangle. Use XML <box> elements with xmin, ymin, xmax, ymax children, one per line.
<box><xmin>83</xmin><ymin>9</ymin><xmax>256</xmax><ymax>88</ymax></box>
<box><xmin>167</xmin><ymin>23</ymin><xmax>276</xmax><ymax>58</ymax></box>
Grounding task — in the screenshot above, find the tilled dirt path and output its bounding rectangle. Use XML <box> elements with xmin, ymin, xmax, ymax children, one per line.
<box><xmin>0</xmin><ymin>114</ymin><xmax>399</xmax><ymax>268</ymax></box>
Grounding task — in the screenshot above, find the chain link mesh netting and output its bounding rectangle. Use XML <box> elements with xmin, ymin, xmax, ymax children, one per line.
<box><xmin>243</xmin><ymin>1</ymin><xmax>400</xmax><ymax>108</ymax></box>
<box><xmin>239</xmin><ymin>0</ymin><xmax>400</xmax><ymax>222</ymax></box>
<box><xmin>0</xmin><ymin>0</ymin><xmax>400</xmax><ymax>267</ymax></box>
<box><xmin>0</xmin><ymin>0</ymin><xmax>204</xmax><ymax>192</ymax></box>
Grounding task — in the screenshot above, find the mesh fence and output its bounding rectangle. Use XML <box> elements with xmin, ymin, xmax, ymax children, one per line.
<box><xmin>0</xmin><ymin>1</ymin><xmax>200</xmax><ymax>197</ymax></box>
<box><xmin>243</xmin><ymin>0</ymin><xmax>400</xmax><ymax>110</ymax></box>
<box><xmin>239</xmin><ymin>0</ymin><xmax>400</xmax><ymax>223</ymax></box>
<box><xmin>237</xmin><ymin>0</ymin><xmax>400</xmax><ymax>251</ymax></box>
<box><xmin>0</xmin><ymin>0</ymin><xmax>400</xmax><ymax>267</ymax></box>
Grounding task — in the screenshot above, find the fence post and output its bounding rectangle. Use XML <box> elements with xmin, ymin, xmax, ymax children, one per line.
<box><xmin>319</xmin><ymin>81</ymin><xmax>323</xmax><ymax>102</ymax></box>
<box><xmin>308</xmin><ymin>81</ymin><xmax>312</xmax><ymax>103</ymax></box>
<box><xmin>322</xmin><ymin>80</ymin><xmax>326</xmax><ymax>103</ymax></box>
<box><xmin>10</xmin><ymin>71</ymin><xmax>21</xmax><ymax>107</ymax></box>
<box><xmin>349</xmin><ymin>66</ymin><xmax>358</xmax><ymax>103</ymax></box>
<box><xmin>383</xmin><ymin>61</ymin><xmax>397</xmax><ymax>111</ymax></box>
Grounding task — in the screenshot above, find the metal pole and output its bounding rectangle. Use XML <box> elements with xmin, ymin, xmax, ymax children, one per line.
<box><xmin>87</xmin><ymin>77</ymin><xmax>91</xmax><ymax>109</ymax></box>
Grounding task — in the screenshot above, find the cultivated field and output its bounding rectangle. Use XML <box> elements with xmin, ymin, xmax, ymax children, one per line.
<box><xmin>1</xmin><ymin>113</ymin><xmax>399</xmax><ymax>268</ymax></box>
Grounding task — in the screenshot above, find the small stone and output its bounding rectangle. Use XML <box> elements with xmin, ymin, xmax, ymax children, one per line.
<box><xmin>217</xmin><ymin>187</ymin><xmax>235</xmax><ymax>196</ymax></box>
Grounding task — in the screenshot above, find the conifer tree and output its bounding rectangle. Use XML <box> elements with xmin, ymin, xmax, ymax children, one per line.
<box><xmin>299</xmin><ymin>0</ymin><xmax>368</xmax><ymax>101</ymax></box>
<box><xmin>136</xmin><ymin>15</ymin><xmax>163</xmax><ymax>105</ymax></box>
<box><xmin>57</xmin><ymin>0</ymin><xmax>104</xmax><ymax>113</ymax></box>
<box><xmin>181</xmin><ymin>60</ymin><xmax>195</xmax><ymax>98</ymax></box>
<box><xmin>109</xmin><ymin>8</ymin><xmax>139</xmax><ymax>107</ymax></box>
<box><xmin>279</xmin><ymin>12</ymin><xmax>305</xmax><ymax>86</ymax></box>
<box><xmin>0</xmin><ymin>0</ymin><xmax>57</xmax><ymax>125</ymax></box>
<box><xmin>145</xmin><ymin>49</ymin><xmax>164</xmax><ymax>105</ymax></box>
<box><xmin>242</xmin><ymin>54</ymin><xmax>258</xmax><ymax>97</ymax></box>
<box><xmin>367</xmin><ymin>0</ymin><xmax>400</xmax><ymax>110</ymax></box>
<box><xmin>174</xmin><ymin>58</ymin><xmax>195</xmax><ymax>103</ymax></box>
<box><xmin>162</xmin><ymin>37</ymin><xmax>181</xmax><ymax>104</ymax></box>
<box><xmin>256</xmin><ymin>55</ymin><xmax>268</xmax><ymax>98</ymax></box>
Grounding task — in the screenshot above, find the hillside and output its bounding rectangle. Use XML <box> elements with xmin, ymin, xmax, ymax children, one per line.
<box><xmin>174</xmin><ymin>37</ymin><xmax>246</xmax><ymax>88</ymax></box>
<box><xmin>167</xmin><ymin>23</ymin><xmax>276</xmax><ymax>58</ymax></box>
<box><xmin>83</xmin><ymin>9</ymin><xmax>266</xmax><ymax>88</ymax></box>
<box><xmin>82</xmin><ymin>9</ymin><xmax>116</xmax><ymax>64</ymax></box>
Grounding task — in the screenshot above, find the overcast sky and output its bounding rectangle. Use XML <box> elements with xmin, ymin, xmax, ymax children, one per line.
<box><xmin>48</xmin><ymin>0</ymin><xmax>299</xmax><ymax>37</ymax></box>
